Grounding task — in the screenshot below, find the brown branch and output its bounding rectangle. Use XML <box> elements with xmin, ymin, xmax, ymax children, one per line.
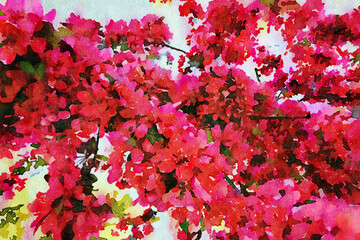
<box><xmin>162</xmin><ymin>42</ymin><xmax>187</xmax><ymax>54</ymax></box>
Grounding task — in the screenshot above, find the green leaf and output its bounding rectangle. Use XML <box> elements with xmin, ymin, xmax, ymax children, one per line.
<box><xmin>205</xmin><ymin>129</ymin><xmax>214</xmax><ymax>143</ymax></box>
<box><xmin>294</xmin><ymin>174</ymin><xmax>304</xmax><ymax>181</ymax></box>
<box><xmin>110</xmin><ymin>39</ymin><xmax>121</xmax><ymax>50</ymax></box>
<box><xmin>96</xmin><ymin>155</ymin><xmax>109</xmax><ymax>161</ymax></box>
<box><xmin>146</xmin><ymin>126</ymin><xmax>163</xmax><ymax>145</ymax></box>
<box><xmin>251</xmin><ymin>126</ymin><xmax>263</xmax><ymax>137</ymax></box>
<box><xmin>34</xmin><ymin>156</ymin><xmax>47</xmax><ymax>169</ymax></box>
<box><xmin>20</xmin><ymin>61</ymin><xmax>35</xmax><ymax>75</ymax></box>
<box><xmin>0</xmin><ymin>42</ymin><xmax>5</xmax><ymax>47</ymax></box>
<box><xmin>127</xmin><ymin>138</ymin><xmax>136</xmax><ymax>147</ymax></box>
<box><xmin>0</xmin><ymin>204</ymin><xmax>23</xmax><ymax>228</ymax></box>
<box><xmin>35</xmin><ymin>63</ymin><xmax>44</xmax><ymax>80</ymax></box>
<box><xmin>105</xmin><ymin>74</ymin><xmax>116</xmax><ymax>83</ymax></box>
<box><xmin>13</xmin><ymin>167</ymin><xmax>26</xmax><ymax>175</ymax></box>
<box><xmin>112</xmin><ymin>201</ymin><xmax>126</xmax><ymax>218</ymax></box>
<box><xmin>224</xmin><ymin>175</ymin><xmax>237</xmax><ymax>189</ymax></box>
<box><xmin>39</xmin><ymin>235</ymin><xmax>52</xmax><ymax>240</ymax></box>
<box><xmin>316</xmin><ymin>130</ymin><xmax>324</xmax><ymax>140</ymax></box>
<box><xmin>0</xmin><ymin>9</ymin><xmax>6</xmax><ymax>16</ymax></box>
<box><xmin>259</xmin><ymin>0</ymin><xmax>275</xmax><ymax>7</ymax></box>
<box><xmin>19</xmin><ymin>61</ymin><xmax>44</xmax><ymax>79</ymax></box>
<box><xmin>111</xmin><ymin>194</ymin><xmax>133</xmax><ymax>218</ymax></box>
<box><xmin>24</xmin><ymin>161</ymin><xmax>32</xmax><ymax>171</ymax></box>
<box><xmin>30</xmin><ymin>143</ymin><xmax>41</xmax><ymax>148</ymax></box>
<box><xmin>220</xmin><ymin>144</ymin><xmax>232</xmax><ymax>157</ymax></box>
<box><xmin>146</xmin><ymin>53</ymin><xmax>159</xmax><ymax>60</ymax></box>
<box><xmin>353</xmin><ymin>53</ymin><xmax>360</xmax><ymax>63</ymax></box>
<box><xmin>55</xmin><ymin>135</ymin><xmax>66</xmax><ymax>141</ymax></box>
<box><xmin>89</xmin><ymin>236</ymin><xmax>107</xmax><ymax>240</ymax></box>
<box><xmin>0</xmin><ymin>204</ymin><xmax>23</xmax><ymax>215</ymax></box>
<box><xmin>179</xmin><ymin>220</ymin><xmax>190</xmax><ymax>234</ymax></box>
<box><xmin>200</xmin><ymin>216</ymin><xmax>206</xmax><ymax>231</ymax></box>
<box><xmin>0</xmin><ymin>189</ymin><xmax>3</xmax><ymax>196</ymax></box>
<box><xmin>120</xmin><ymin>42</ymin><xmax>129</xmax><ymax>51</ymax></box>
<box><xmin>304</xmin><ymin>200</ymin><xmax>316</xmax><ymax>204</ymax></box>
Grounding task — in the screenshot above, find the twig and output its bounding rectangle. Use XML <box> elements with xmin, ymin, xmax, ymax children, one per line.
<box><xmin>255</xmin><ymin>68</ymin><xmax>261</xmax><ymax>82</ymax></box>
<box><xmin>162</xmin><ymin>43</ymin><xmax>187</xmax><ymax>54</ymax></box>
<box><xmin>93</xmin><ymin>124</ymin><xmax>100</xmax><ymax>161</ymax></box>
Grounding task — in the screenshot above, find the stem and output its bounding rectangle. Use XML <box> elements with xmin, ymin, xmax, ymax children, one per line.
<box><xmin>34</xmin><ymin>210</ymin><xmax>51</xmax><ymax>234</ymax></box>
<box><xmin>93</xmin><ymin>124</ymin><xmax>100</xmax><ymax>161</ymax></box>
<box><xmin>162</xmin><ymin>43</ymin><xmax>187</xmax><ymax>54</ymax></box>
<box><xmin>276</xmin><ymin>90</ymin><xmax>283</xmax><ymax>101</ymax></box>
<box><xmin>210</xmin><ymin>67</ymin><xmax>222</xmax><ymax>78</ymax></box>
<box><xmin>249</xmin><ymin>113</ymin><xmax>311</xmax><ymax>120</ymax></box>
<box><xmin>255</xmin><ymin>68</ymin><xmax>261</xmax><ymax>82</ymax></box>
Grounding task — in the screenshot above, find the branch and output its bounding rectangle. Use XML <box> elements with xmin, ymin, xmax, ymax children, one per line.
<box><xmin>162</xmin><ymin>43</ymin><xmax>187</xmax><ymax>54</ymax></box>
<box><xmin>249</xmin><ymin>113</ymin><xmax>311</xmax><ymax>120</ymax></box>
<box><xmin>254</xmin><ymin>68</ymin><xmax>261</xmax><ymax>83</ymax></box>
<box><xmin>275</xmin><ymin>90</ymin><xmax>283</xmax><ymax>101</ymax></box>
<box><xmin>93</xmin><ymin>124</ymin><xmax>100</xmax><ymax>161</ymax></box>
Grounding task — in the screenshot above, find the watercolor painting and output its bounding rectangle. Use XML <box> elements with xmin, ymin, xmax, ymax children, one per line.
<box><xmin>1</xmin><ymin>0</ymin><xmax>360</xmax><ymax>239</ymax></box>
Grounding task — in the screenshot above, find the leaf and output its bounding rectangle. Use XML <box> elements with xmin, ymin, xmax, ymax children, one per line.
<box><xmin>0</xmin><ymin>189</ymin><xmax>3</xmax><ymax>195</ymax></box>
<box><xmin>252</xmin><ymin>126</ymin><xmax>263</xmax><ymax>137</ymax></box>
<box><xmin>31</xmin><ymin>143</ymin><xmax>41</xmax><ymax>148</ymax></box>
<box><xmin>110</xmin><ymin>39</ymin><xmax>121</xmax><ymax>50</ymax></box>
<box><xmin>0</xmin><ymin>204</ymin><xmax>23</xmax><ymax>228</ymax></box>
<box><xmin>105</xmin><ymin>74</ymin><xmax>116</xmax><ymax>83</ymax></box>
<box><xmin>55</xmin><ymin>135</ymin><xmax>66</xmax><ymax>141</ymax></box>
<box><xmin>34</xmin><ymin>156</ymin><xmax>47</xmax><ymax>169</ymax></box>
<box><xmin>35</xmin><ymin>63</ymin><xmax>44</xmax><ymax>80</ymax></box>
<box><xmin>220</xmin><ymin>144</ymin><xmax>232</xmax><ymax>157</ymax></box>
<box><xmin>259</xmin><ymin>0</ymin><xmax>275</xmax><ymax>7</ymax></box>
<box><xmin>19</xmin><ymin>61</ymin><xmax>44</xmax><ymax>79</ymax></box>
<box><xmin>13</xmin><ymin>167</ymin><xmax>26</xmax><ymax>175</ymax></box>
<box><xmin>146</xmin><ymin>126</ymin><xmax>163</xmax><ymax>145</ymax></box>
<box><xmin>50</xmin><ymin>27</ymin><xmax>73</xmax><ymax>47</ymax></box>
<box><xmin>304</xmin><ymin>200</ymin><xmax>316</xmax><ymax>204</ymax></box>
<box><xmin>150</xmin><ymin>216</ymin><xmax>160</xmax><ymax>223</ymax></box>
<box><xmin>24</xmin><ymin>161</ymin><xmax>32</xmax><ymax>171</ymax></box>
<box><xmin>111</xmin><ymin>194</ymin><xmax>133</xmax><ymax>218</ymax></box>
<box><xmin>120</xmin><ymin>42</ymin><xmax>129</xmax><ymax>51</ymax></box>
<box><xmin>39</xmin><ymin>235</ymin><xmax>52</xmax><ymax>240</ymax></box>
<box><xmin>96</xmin><ymin>155</ymin><xmax>109</xmax><ymax>161</ymax></box>
<box><xmin>179</xmin><ymin>220</ymin><xmax>190</xmax><ymax>234</ymax></box>
<box><xmin>146</xmin><ymin>53</ymin><xmax>159</xmax><ymax>60</ymax></box>
<box><xmin>205</xmin><ymin>129</ymin><xmax>214</xmax><ymax>143</ymax></box>
<box><xmin>0</xmin><ymin>205</ymin><xmax>23</xmax><ymax>215</ymax></box>
<box><xmin>89</xmin><ymin>236</ymin><xmax>107</xmax><ymax>240</ymax></box>
<box><xmin>353</xmin><ymin>53</ymin><xmax>360</xmax><ymax>63</ymax></box>
<box><xmin>224</xmin><ymin>175</ymin><xmax>237</xmax><ymax>189</ymax></box>
<box><xmin>112</xmin><ymin>201</ymin><xmax>126</xmax><ymax>217</ymax></box>
<box><xmin>200</xmin><ymin>216</ymin><xmax>206</xmax><ymax>231</ymax></box>
<box><xmin>127</xmin><ymin>138</ymin><xmax>136</xmax><ymax>147</ymax></box>
<box><xmin>0</xmin><ymin>9</ymin><xmax>6</xmax><ymax>16</ymax></box>
<box><xmin>20</xmin><ymin>61</ymin><xmax>35</xmax><ymax>75</ymax></box>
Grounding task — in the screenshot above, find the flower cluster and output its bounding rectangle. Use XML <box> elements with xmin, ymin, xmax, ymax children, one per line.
<box><xmin>1</xmin><ymin>0</ymin><xmax>360</xmax><ymax>239</ymax></box>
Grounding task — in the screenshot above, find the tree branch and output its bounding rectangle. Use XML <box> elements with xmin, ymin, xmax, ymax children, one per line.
<box><xmin>162</xmin><ymin>43</ymin><xmax>187</xmax><ymax>54</ymax></box>
<box><xmin>255</xmin><ymin>68</ymin><xmax>261</xmax><ymax>83</ymax></box>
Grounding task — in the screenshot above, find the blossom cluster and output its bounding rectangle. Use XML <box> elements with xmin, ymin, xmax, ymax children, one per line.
<box><xmin>1</xmin><ymin>0</ymin><xmax>360</xmax><ymax>239</ymax></box>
